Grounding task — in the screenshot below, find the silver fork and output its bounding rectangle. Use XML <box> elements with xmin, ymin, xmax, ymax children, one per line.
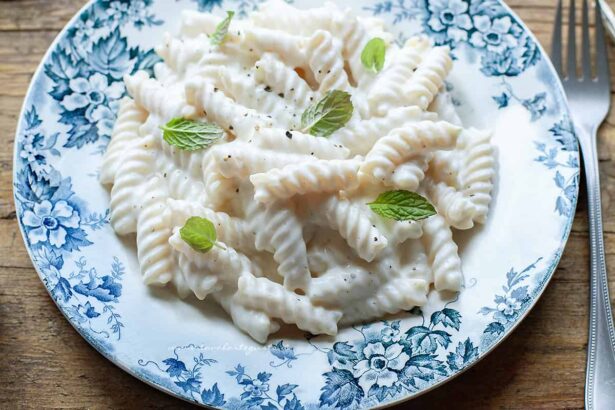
<box><xmin>552</xmin><ymin>1</ymin><xmax>615</xmax><ymax>408</ymax></box>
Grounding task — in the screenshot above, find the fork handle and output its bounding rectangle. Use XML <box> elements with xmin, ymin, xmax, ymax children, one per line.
<box><xmin>577</xmin><ymin>126</ymin><xmax>615</xmax><ymax>410</ymax></box>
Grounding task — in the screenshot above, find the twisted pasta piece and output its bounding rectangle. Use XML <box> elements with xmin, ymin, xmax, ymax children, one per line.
<box><xmin>169</xmin><ymin>230</ymin><xmax>257</xmax><ymax>289</ymax></box>
<box><xmin>427</xmin><ymin>181</ymin><xmax>477</xmax><ymax>230</ymax></box>
<box><xmin>243</xmin><ymin>27</ymin><xmax>308</xmax><ymax>68</ymax></box>
<box><xmin>376</xmin><ymin>219</ymin><xmax>424</xmax><ymax>246</ymax></box>
<box><xmin>254</xmin><ymin>127</ymin><xmax>349</xmax><ymax>159</ymax></box>
<box><xmin>360</xmin><ymin>121</ymin><xmax>461</xmax><ymax>182</ymax></box>
<box><xmin>252</xmin><ymin>0</ymin><xmax>336</xmax><ymax>35</ymax></box>
<box><xmin>185</xmin><ymin>78</ymin><xmax>269</xmax><ymax>138</ymax></box>
<box><xmin>212</xmin><ymin>143</ymin><xmax>314</xmax><ymax>178</ymax></box>
<box><xmin>125</xmin><ymin>71</ymin><xmax>196</xmax><ymax>121</ymax></box>
<box><xmin>340</xmin><ymin>278</ymin><xmax>428</xmax><ymax>325</ymax></box>
<box><xmin>236</xmin><ymin>276</ymin><xmax>343</xmax><ymax>335</ymax></box>
<box><xmin>332</xmin><ymin>107</ymin><xmax>437</xmax><ymax>156</ymax></box>
<box><xmin>254</xmin><ymin>53</ymin><xmax>318</xmax><ymax>111</ymax></box>
<box><xmin>180</xmin><ymin>10</ymin><xmax>224</xmax><ymax>37</ymax></box>
<box><xmin>306</xmin><ymin>30</ymin><xmax>350</xmax><ymax>93</ymax></box>
<box><xmin>404</xmin><ymin>46</ymin><xmax>453</xmax><ymax>109</ymax></box>
<box><xmin>159</xmin><ymin>164</ymin><xmax>206</xmax><ymax>201</ymax></box>
<box><xmin>458</xmin><ymin>128</ymin><xmax>495</xmax><ymax>224</ymax></box>
<box><xmin>332</xmin><ymin>8</ymin><xmax>372</xmax><ymax>86</ymax></box>
<box><xmin>217</xmin><ymin>68</ymin><xmax>299</xmax><ymax>128</ymax></box>
<box><xmin>136</xmin><ymin>175</ymin><xmax>174</xmax><ymax>285</ymax></box>
<box><xmin>109</xmin><ymin>135</ymin><xmax>157</xmax><ymax>235</ymax></box>
<box><xmin>173</xmin><ymin>252</ymin><xmax>223</xmax><ymax>299</ymax></box>
<box><xmin>202</xmin><ymin>164</ymin><xmax>239</xmax><ymax>211</ymax></box>
<box><xmin>251</xmin><ymin>158</ymin><xmax>361</xmax><ymax>203</ymax></box>
<box><xmin>156</xmin><ymin>32</ymin><xmax>208</xmax><ymax>75</ymax></box>
<box><xmin>421</xmin><ymin>214</ymin><xmax>463</xmax><ymax>292</ymax></box>
<box><xmin>428</xmin><ymin>151</ymin><xmax>459</xmax><ymax>186</ymax></box>
<box><xmin>100</xmin><ymin>98</ymin><xmax>147</xmax><ymax>185</ymax></box>
<box><xmin>213</xmin><ymin>290</ymin><xmax>281</xmax><ymax>343</ymax></box>
<box><xmin>166</xmin><ymin>199</ymin><xmax>256</xmax><ymax>252</ymax></box>
<box><xmin>246</xmin><ymin>200</ymin><xmax>311</xmax><ymax>291</ymax></box>
<box><xmin>383</xmin><ymin>157</ymin><xmax>430</xmax><ymax>190</ymax></box>
<box><xmin>310</xmin><ymin>196</ymin><xmax>387</xmax><ymax>262</ymax></box>
<box><xmin>368</xmin><ymin>37</ymin><xmax>430</xmax><ymax>115</ymax></box>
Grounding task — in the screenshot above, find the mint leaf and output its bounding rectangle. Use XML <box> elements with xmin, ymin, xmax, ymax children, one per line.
<box><xmin>361</xmin><ymin>37</ymin><xmax>386</xmax><ymax>73</ymax></box>
<box><xmin>368</xmin><ymin>190</ymin><xmax>436</xmax><ymax>221</ymax></box>
<box><xmin>161</xmin><ymin>118</ymin><xmax>223</xmax><ymax>151</ymax></box>
<box><xmin>301</xmin><ymin>90</ymin><xmax>353</xmax><ymax>137</ymax></box>
<box><xmin>210</xmin><ymin>11</ymin><xmax>235</xmax><ymax>46</ymax></box>
<box><xmin>180</xmin><ymin>217</ymin><xmax>218</xmax><ymax>253</ymax></box>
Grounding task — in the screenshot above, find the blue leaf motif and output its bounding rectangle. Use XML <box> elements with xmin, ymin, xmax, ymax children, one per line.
<box><xmin>430</xmin><ymin>308</ymin><xmax>462</xmax><ymax>330</ymax></box>
<box><xmin>283</xmin><ymin>394</ymin><xmax>305</xmax><ymax>410</ymax></box>
<box><xmin>257</xmin><ymin>371</ymin><xmax>272</xmax><ymax>383</ymax></box>
<box><xmin>51</xmin><ymin>277</ymin><xmax>72</xmax><ymax>302</ymax></box>
<box><xmin>25</xmin><ymin>107</ymin><xmax>43</xmax><ymax>129</ymax></box>
<box><xmin>554</xmin><ymin>171</ymin><xmax>565</xmax><ymax>189</ymax></box>
<box><xmin>402</xmin><ymin>354</ymin><xmax>447</xmax><ymax>386</ymax></box>
<box><xmin>276</xmin><ymin>383</ymin><xmax>298</xmax><ymax>401</ymax></box>
<box><xmin>88</xmin><ymin>28</ymin><xmax>133</xmax><ymax>79</ymax></box>
<box><xmin>446</xmin><ymin>338</ymin><xmax>479</xmax><ymax>371</ymax></box>
<box><xmin>162</xmin><ymin>358</ymin><xmax>187</xmax><ymax>378</ymax></box>
<box><xmin>492</xmin><ymin>92</ymin><xmax>510</xmax><ymax>108</ymax></box>
<box><xmin>83</xmin><ymin>302</ymin><xmax>100</xmax><ymax>318</ymax></box>
<box><xmin>484</xmin><ymin>322</ymin><xmax>505</xmax><ymax>335</ymax></box>
<box><xmin>175</xmin><ymin>377</ymin><xmax>201</xmax><ymax>394</ymax></box>
<box><xmin>329</xmin><ymin>341</ymin><xmax>359</xmax><ymax>365</ymax></box>
<box><xmin>201</xmin><ymin>383</ymin><xmax>226</xmax><ymax>407</ymax></box>
<box><xmin>522</xmin><ymin>92</ymin><xmax>547</xmax><ymax>121</ymax></box>
<box><xmin>510</xmin><ymin>286</ymin><xmax>529</xmax><ymax>302</ymax></box>
<box><xmin>260</xmin><ymin>404</ymin><xmax>278</xmax><ymax>410</ymax></box>
<box><xmin>319</xmin><ymin>369</ymin><xmax>364</xmax><ymax>410</ymax></box>
<box><xmin>270</xmin><ymin>341</ymin><xmax>297</xmax><ymax>361</ymax></box>
<box><xmin>405</xmin><ymin>326</ymin><xmax>451</xmax><ymax>353</ymax></box>
<box><xmin>192</xmin><ymin>0</ymin><xmax>224</xmax><ymax>12</ymax></box>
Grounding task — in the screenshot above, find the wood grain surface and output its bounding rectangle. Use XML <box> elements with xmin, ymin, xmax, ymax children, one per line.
<box><xmin>2</xmin><ymin>1</ymin><xmax>615</xmax><ymax>408</ymax></box>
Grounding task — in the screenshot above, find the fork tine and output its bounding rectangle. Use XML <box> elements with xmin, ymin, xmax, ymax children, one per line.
<box><xmin>595</xmin><ymin>0</ymin><xmax>610</xmax><ymax>82</ymax></box>
<box><xmin>553</xmin><ymin>0</ymin><xmax>564</xmax><ymax>74</ymax></box>
<box><xmin>568</xmin><ymin>0</ymin><xmax>578</xmax><ymax>78</ymax></box>
<box><xmin>582</xmin><ymin>0</ymin><xmax>592</xmax><ymax>79</ymax></box>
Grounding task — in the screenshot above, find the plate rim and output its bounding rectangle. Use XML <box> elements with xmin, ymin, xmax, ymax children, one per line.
<box><xmin>11</xmin><ymin>0</ymin><xmax>579</xmax><ymax>408</ymax></box>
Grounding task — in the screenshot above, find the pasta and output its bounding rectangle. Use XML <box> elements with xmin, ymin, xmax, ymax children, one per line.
<box><xmin>102</xmin><ymin>1</ymin><xmax>496</xmax><ymax>342</ymax></box>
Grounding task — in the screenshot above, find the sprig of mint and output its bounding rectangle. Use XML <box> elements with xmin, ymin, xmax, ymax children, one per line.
<box><xmin>361</xmin><ymin>37</ymin><xmax>386</xmax><ymax>73</ymax></box>
<box><xmin>210</xmin><ymin>11</ymin><xmax>235</xmax><ymax>46</ymax></box>
<box><xmin>300</xmin><ymin>90</ymin><xmax>353</xmax><ymax>137</ymax></box>
<box><xmin>368</xmin><ymin>190</ymin><xmax>436</xmax><ymax>221</ymax></box>
<box><xmin>161</xmin><ymin>118</ymin><xmax>224</xmax><ymax>151</ymax></box>
<box><xmin>180</xmin><ymin>217</ymin><xmax>219</xmax><ymax>253</ymax></box>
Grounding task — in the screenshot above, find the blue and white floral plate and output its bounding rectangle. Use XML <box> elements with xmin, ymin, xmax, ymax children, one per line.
<box><xmin>13</xmin><ymin>0</ymin><xmax>578</xmax><ymax>408</ymax></box>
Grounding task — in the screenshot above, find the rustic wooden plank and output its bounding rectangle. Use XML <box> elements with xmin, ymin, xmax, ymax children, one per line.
<box><xmin>2</xmin><ymin>1</ymin><xmax>615</xmax><ymax>409</ymax></box>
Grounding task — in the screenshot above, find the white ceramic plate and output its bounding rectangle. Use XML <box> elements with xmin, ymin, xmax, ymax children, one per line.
<box><xmin>14</xmin><ymin>0</ymin><xmax>578</xmax><ymax>408</ymax></box>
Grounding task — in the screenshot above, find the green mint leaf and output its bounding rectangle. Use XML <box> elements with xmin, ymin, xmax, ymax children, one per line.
<box><xmin>300</xmin><ymin>90</ymin><xmax>353</xmax><ymax>137</ymax></box>
<box><xmin>161</xmin><ymin>118</ymin><xmax>224</xmax><ymax>151</ymax></box>
<box><xmin>210</xmin><ymin>11</ymin><xmax>235</xmax><ymax>46</ymax></box>
<box><xmin>180</xmin><ymin>217</ymin><xmax>218</xmax><ymax>253</ymax></box>
<box><xmin>368</xmin><ymin>190</ymin><xmax>437</xmax><ymax>221</ymax></box>
<box><xmin>361</xmin><ymin>37</ymin><xmax>386</xmax><ymax>73</ymax></box>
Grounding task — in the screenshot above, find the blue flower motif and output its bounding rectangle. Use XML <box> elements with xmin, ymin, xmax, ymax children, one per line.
<box><xmin>243</xmin><ymin>378</ymin><xmax>270</xmax><ymax>397</ymax></box>
<box><xmin>60</xmin><ymin>73</ymin><xmax>124</xmax><ymax>137</ymax></box>
<box><xmin>380</xmin><ymin>326</ymin><xmax>401</xmax><ymax>343</ymax></box>
<box><xmin>469</xmin><ymin>15</ymin><xmax>518</xmax><ymax>53</ymax></box>
<box><xmin>497</xmin><ymin>296</ymin><xmax>521</xmax><ymax>316</ymax></box>
<box><xmin>78</xmin><ymin>301</ymin><xmax>101</xmax><ymax>318</ymax></box>
<box><xmin>73</xmin><ymin>269</ymin><xmax>122</xmax><ymax>302</ymax></box>
<box><xmin>22</xmin><ymin>200</ymin><xmax>81</xmax><ymax>248</ymax></box>
<box><xmin>425</xmin><ymin>0</ymin><xmax>473</xmax><ymax>43</ymax></box>
<box><xmin>352</xmin><ymin>342</ymin><xmax>410</xmax><ymax>393</ymax></box>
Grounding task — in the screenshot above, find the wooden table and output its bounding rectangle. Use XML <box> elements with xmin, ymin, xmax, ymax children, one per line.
<box><xmin>2</xmin><ymin>0</ymin><xmax>615</xmax><ymax>408</ymax></box>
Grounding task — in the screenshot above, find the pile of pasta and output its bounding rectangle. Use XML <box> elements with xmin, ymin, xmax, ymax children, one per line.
<box><xmin>101</xmin><ymin>0</ymin><xmax>495</xmax><ymax>343</ymax></box>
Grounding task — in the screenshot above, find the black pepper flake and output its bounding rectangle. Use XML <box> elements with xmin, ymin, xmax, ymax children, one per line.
<box><xmin>285</xmin><ymin>131</ymin><xmax>293</xmax><ymax>139</ymax></box>
<box><xmin>229</xmin><ymin>125</ymin><xmax>234</xmax><ymax>130</ymax></box>
<box><xmin>235</xmin><ymin>188</ymin><xmax>239</xmax><ymax>193</ymax></box>
<box><xmin>214</xmin><ymin>87</ymin><xmax>218</xmax><ymax>92</ymax></box>
<box><xmin>244</xmin><ymin>113</ymin><xmax>249</xmax><ymax>117</ymax></box>
<box><xmin>249</xmin><ymin>48</ymin><xmax>254</xmax><ymax>52</ymax></box>
<box><xmin>318</xmin><ymin>70</ymin><xmax>322</xmax><ymax>74</ymax></box>
<box><xmin>326</xmin><ymin>70</ymin><xmax>331</xmax><ymax>74</ymax></box>
<box><xmin>290</xmin><ymin>88</ymin><xmax>295</xmax><ymax>92</ymax></box>
<box><xmin>163</xmin><ymin>173</ymin><xmax>167</xmax><ymax>178</ymax></box>
<box><xmin>264</xmin><ymin>86</ymin><xmax>272</xmax><ymax>92</ymax></box>
<box><xmin>310</xmin><ymin>97</ymin><xmax>314</xmax><ymax>101</ymax></box>
<box><xmin>310</xmin><ymin>152</ymin><xmax>314</xmax><ymax>156</ymax></box>
<box><xmin>278</xmin><ymin>92</ymin><xmax>285</xmax><ymax>98</ymax></box>
<box><xmin>374</xmin><ymin>237</ymin><xmax>378</xmax><ymax>242</ymax></box>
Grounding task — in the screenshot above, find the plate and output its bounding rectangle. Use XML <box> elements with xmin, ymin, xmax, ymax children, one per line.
<box><xmin>13</xmin><ymin>0</ymin><xmax>578</xmax><ymax>408</ymax></box>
